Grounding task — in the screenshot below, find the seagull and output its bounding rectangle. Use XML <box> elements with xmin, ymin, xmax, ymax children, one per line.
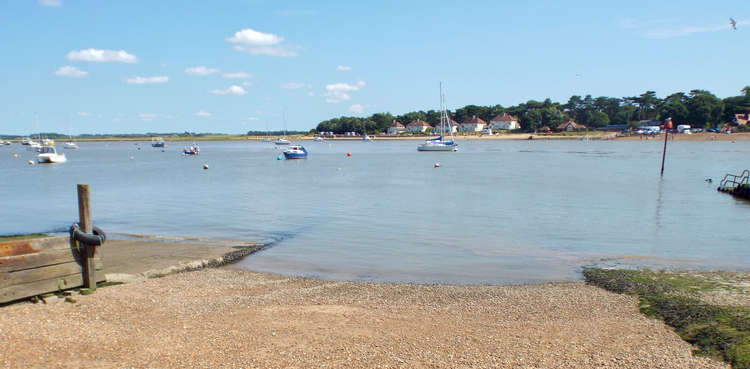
<box><xmin>730</xmin><ymin>17</ymin><xmax>737</xmax><ymax>30</ymax></box>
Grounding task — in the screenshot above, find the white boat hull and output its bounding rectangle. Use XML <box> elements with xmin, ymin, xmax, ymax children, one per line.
<box><xmin>63</xmin><ymin>142</ymin><xmax>79</xmax><ymax>149</ymax></box>
<box><xmin>37</xmin><ymin>153</ymin><xmax>66</xmax><ymax>163</ymax></box>
<box><xmin>417</xmin><ymin>142</ymin><xmax>458</xmax><ymax>151</ymax></box>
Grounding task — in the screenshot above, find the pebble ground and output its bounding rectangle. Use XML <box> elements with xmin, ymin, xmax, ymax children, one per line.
<box><xmin>0</xmin><ymin>268</ymin><xmax>728</xmax><ymax>368</ymax></box>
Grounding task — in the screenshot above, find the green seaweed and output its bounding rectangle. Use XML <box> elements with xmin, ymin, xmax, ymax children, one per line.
<box><xmin>584</xmin><ymin>268</ymin><xmax>750</xmax><ymax>368</ymax></box>
<box><xmin>0</xmin><ymin>233</ymin><xmax>49</xmax><ymax>241</ymax></box>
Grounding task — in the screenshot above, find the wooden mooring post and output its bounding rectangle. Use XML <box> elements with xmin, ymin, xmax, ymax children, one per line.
<box><xmin>77</xmin><ymin>184</ymin><xmax>97</xmax><ymax>290</ymax></box>
<box><xmin>1</xmin><ymin>184</ymin><xmax>105</xmax><ymax>303</ymax></box>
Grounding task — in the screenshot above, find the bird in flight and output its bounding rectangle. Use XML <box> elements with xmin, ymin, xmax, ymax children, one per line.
<box><xmin>730</xmin><ymin>17</ymin><xmax>737</xmax><ymax>30</ymax></box>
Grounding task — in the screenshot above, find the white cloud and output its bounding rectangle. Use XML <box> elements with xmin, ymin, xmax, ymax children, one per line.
<box><xmin>195</xmin><ymin>109</ymin><xmax>212</xmax><ymax>118</ymax></box>
<box><xmin>185</xmin><ymin>66</ymin><xmax>219</xmax><ymax>76</ymax></box>
<box><xmin>209</xmin><ymin>85</ymin><xmax>247</xmax><ymax>95</ymax></box>
<box><xmin>337</xmin><ymin>65</ymin><xmax>352</xmax><ymax>71</ymax></box>
<box><xmin>621</xmin><ymin>17</ymin><xmax>747</xmax><ymax>39</ymax></box>
<box><xmin>227</xmin><ymin>27</ymin><xmax>298</xmax><ymax>57</ymax></box>
<box><xmin>222</xmin><ymin>72</ymin><xmax>252</xmax><ymax>79</ymax></box>
<box><xmin>348</xmin><ymin>104</ymin><xmax>364</xmax><ymax>113</ymax></box>
<box><xmin>227</xmin><ymin>28</ymin><xmax>284</xmax><ymax>45</ymax></box>
<box><xmin>67</xmin><ymin>48</ymin><xmax>137</xmax><ymax>63</ymax></box>
<box><xmin>54</xmin><ymin>65</ymin><xmax>87</xmax><ymax>78</ymax></box>
<box><xmin>281</xmin><ymin>82</ymin><xmax>311</xmax><ymax>89</ymax></box>
<box><xmin>77</xmin><ymin>111</ymin><xmax>90</xmax><ymax>117</ymax></box>
<box><xmin>126</xmin><ymin>76</ymin><xmax>168</xmax><ymax>84</ymax></box>
<box><xmin>39</xmin><ymin>0</ymin><xmax>61</xmax><ymax>7</ymax></box>
<box><xmin>323</xmin><ymin>80</ymin><xmax>366</xmax><ymax>103</ymax></box>
<box><xmin>242</xmin><ymin>81</ymin><xmax>253</xmax><ymax>87</ymax></box>
<box><xmin>247</xmin><ymin>117</ymin><xmax>259</xmax><ymax>121</ymax></box>
<box><xmin>139</xmin><ymin>113</ymin><xmax>158</xmax><ymax>121</ymax></box>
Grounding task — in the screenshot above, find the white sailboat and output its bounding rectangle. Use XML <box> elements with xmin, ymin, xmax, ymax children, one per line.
<box><xmin>63</xmin><ymin>134</ymin><xmax>79</xmax><ymax>149</ymax></box>
<box><xmin>418</xmin><ymin>84</ymin><xmax>458</xmax><ymax>152</ymax></box>
<box><xmin>275</xmin><ymin>112</ymin><xmax>291</xmax><ymax>145</ymax></box>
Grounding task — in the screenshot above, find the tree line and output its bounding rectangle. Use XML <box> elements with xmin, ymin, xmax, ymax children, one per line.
<box><xmin>315</xmin><ymin>86</ymin><xmax>750</xmax><ymax>134</ymax></box>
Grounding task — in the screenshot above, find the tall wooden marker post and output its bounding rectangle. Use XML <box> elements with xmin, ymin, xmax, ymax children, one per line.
<box><xmin>77</xmin><ymin>184</ymin><xmax>97</xmax><ymax>289</ymax></box>
<box><xmin>660</xmin><ymin>118</ymin><xmax>673</xmax><ymax>176</ymax></box>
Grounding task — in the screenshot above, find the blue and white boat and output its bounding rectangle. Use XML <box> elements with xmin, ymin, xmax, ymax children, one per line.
<box><xmin>183</xmin><ymin>144</ymin><xmax>199</xmax><ymax>155</ymax></box>
<box><xmin>151</xmin><ymin>137</ymin><xmax>166</xmax><ymax>148</ymax></box>
<box><xmin>418</xmin><ymin>84</ymin><xmax>458</xmax><ymax>152</ymax></box>
<box><xmin>283</xmin><ymin>145</ymin><xmax>307</xmax><ymax>159</ymax></box>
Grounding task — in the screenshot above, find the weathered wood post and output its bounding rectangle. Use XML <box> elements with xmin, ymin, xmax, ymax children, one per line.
<box><xmin>77</xmin><ymin>184</ymin><xmax>96</xmax><ymax>290</ymax></box>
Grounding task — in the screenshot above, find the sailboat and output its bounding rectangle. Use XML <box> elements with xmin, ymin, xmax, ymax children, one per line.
<box><xmin>418</xmin><ymin>84</ymin><xmax>458</xmax><ymax>152</ymax></box>
<box><xmin>63</xmin><ymin>134</ymin><xmax>79</xmax><ymax>149</ymax></box>
<box><xmin>362</xmin><ymin>123</ymin><xmax>372</xmax><ymax>142</ymax></box>
<box><xmin>275</xmin><ymin>112</ymin><xmax>291</xmax><ymax>145</ymax></box>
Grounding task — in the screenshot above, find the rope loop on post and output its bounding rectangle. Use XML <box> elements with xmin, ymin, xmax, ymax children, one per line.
<box><xmin>69</xmin><ymin>223</ymin><xmax>106</xmax><ymax>247</ymax></box>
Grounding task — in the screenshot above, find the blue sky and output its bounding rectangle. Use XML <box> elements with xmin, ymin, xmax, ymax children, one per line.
<box><xmin>0</xmin><ymin>0</ymin><xmax>747</xmax><ymax>135</ymax></box>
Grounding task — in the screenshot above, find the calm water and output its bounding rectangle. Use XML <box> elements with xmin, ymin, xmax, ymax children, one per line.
<box><xmin>1</xmin><ymin>139</ymin><xmax>748</xmax><ymax>284</ymax></box>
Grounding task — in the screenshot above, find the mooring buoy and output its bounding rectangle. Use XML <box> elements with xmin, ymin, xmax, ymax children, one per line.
<box><xmin>203</xmin><ymin>164</ymin><xmax>209</xmax><ymax>170</ymax></box>
<box><xmin>28</xmin><ymin>160</ymin><xmax>34</xmax><ymax>165</ymax></box>
<box><xmin>277</xmin><ymin>155</ymin><xmax>282</xmax><ymax>160</ymax></box>
<box><xmin>434</xmin><ymin>162</ymin><xmax>440</xmax><ymax>168</ymax></box>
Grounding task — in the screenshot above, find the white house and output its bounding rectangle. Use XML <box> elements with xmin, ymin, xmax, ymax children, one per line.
<box><xmin>406</xmin><ymin>119</ymin><xmax>431</xmax><ymax>133</ymax></box>
<box><xmin>459</xmin><ymin>115</ymin><xmax>486</xmax><ymax>132</ymax></box>
<box><xmin>433</xmin><ymin>118</ymin><xmax>459</xmax><ymax>134</ymax></box>
<box><xmin>489</xmin><ymin>113</ymin><xmax>521</xmax><ymax>130</ymax></box>
<box><xmin>556</xmin><ymin>120</ymin><xmax>586</xmax><ymax>132</ymax></box>
<box><xmin>387</xmin><ymin>120</ymin><xmax>406</xmax><ymax>135</ymax></box>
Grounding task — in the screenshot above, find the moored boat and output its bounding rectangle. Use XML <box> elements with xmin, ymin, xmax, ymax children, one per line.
<box><xmin>275</xmin><ymin>137</ymin><xmax>291</xmax><ymax>145</ymax></box>
<box><xmin>151</xmin><ymin>137</ymin><xmax>166</xmax><ymax>148</ymax></box>
<box><xmin>37</xmin><ymin>146</ymin><xmax>66</xmax><ymax>163</ymax></box>
<box><xmin>183</xmin><ymin>145</ymin><xmax>199</xmax><ymax>155</ymax></box>
<box><xmin>418</xmin><ymin>84</ymin><xmax>458</xmax><ymax>152</ymax></box>
<box><xmin>283</xmin><ymin>145</ymin><xmax>307</xmax><ymax>159</ymax></box>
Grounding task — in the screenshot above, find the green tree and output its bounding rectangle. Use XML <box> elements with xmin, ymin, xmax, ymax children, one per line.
<box><xmin>588</xmin><ymin>111</ymin><xmax>610</xmax><ymax>128</ymax></box>
<box><xmin>658</xmin><ymin>93</ymin><xmax>689</xmax><ymax>124</ymax></box>
<box><xmin>370</xmin><ymin>113</ymin><xmax>394</xmax><ymax>133</ymax></box>
<box><xmin>521</xmin><ymin>109</ymin><xmax>541</xmax><ymax>132</ymax></box>
<box><xmin>686</xmin><ymin>90</ymin><xmax>724</xmax><ymax>127</ymax></box>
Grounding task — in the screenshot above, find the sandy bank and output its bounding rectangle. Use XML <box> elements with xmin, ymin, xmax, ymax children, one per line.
<box><xmin>0</xmin><ymin>268</ymin><xmax>727</xmax><ymax>368</ymax></box>
<box><xmin>614</xmin><ymin>131</ymin><xmax>750</xmax><ymax>142</ymax></box>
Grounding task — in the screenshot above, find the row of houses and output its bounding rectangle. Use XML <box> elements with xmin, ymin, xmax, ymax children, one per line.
<box><xmin>387</xmin><ymin>113</ymin><xmax>589</xmax><ymax>135</ymax></box>
<box><xmin>388</xmin><ymin>113</ymin><xmax>523</xmax><ymax>135</ymax></box>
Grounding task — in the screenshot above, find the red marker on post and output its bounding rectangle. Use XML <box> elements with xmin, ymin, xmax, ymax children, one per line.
<box><xmin>660</xmin><ymin>117</ymin><xmax>673</xmax><ymax>176</ymax></box>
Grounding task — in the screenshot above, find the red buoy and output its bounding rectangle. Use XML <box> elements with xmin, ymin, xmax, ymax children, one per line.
<box><xmin>346</xmin><ymin>152</ymin><xmax>351</xmax><ymax>157</ymax></box>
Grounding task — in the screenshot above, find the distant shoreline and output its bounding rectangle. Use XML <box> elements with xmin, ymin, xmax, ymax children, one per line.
<box><xmin>3</xmin><ymin>131</ymin><xmax>748</xmax><ymax>143</ymax></box>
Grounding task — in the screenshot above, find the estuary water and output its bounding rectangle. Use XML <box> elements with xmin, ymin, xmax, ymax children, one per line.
<box><xmin>1</xmin><ymin>139</ymin><xmax>748</xmax><ymax>284</ymax></box>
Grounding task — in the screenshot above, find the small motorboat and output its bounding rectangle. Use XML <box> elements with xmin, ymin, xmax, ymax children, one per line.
<box><xmin>313</xmin><ymin>136</ymin><xmax>324</xmax><ymax>142</ymax></box>
<box><xmin>151</xmin><ymin>137</ymin><xmax>166</xmax><ymax>148</ymax></box>
<box><xmin>183</xmin><ymin>145</ymin><xmax>200</xmax><ymax>155</ymax></box>
<box><xmin>362</xmin><ymin>134</ymin><xmax>373</xmax><ymax>142</ymax></box>
<box><xmin>283</xmin><ymin>145</ymin><xmax>307</xmax><ymax>159</ymax></box>
<box><xmin>37</xmin><ymin>146</ymin><xmax>66</xmax><ymax>163</ymax></box>
<box><xmin>275</xmin><ymin>137</ymin><xmax>291</xmax><ymax>145</ymax></box>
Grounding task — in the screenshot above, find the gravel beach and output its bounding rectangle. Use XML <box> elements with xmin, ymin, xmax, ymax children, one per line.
<box><xmin>0</xmin><ymin>268</ymin><xmax>727</xmax><ymax>368</ymax></box>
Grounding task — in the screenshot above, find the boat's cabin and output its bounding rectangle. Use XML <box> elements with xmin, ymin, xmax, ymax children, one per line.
<box><xmin>39</xmin><ymin>146</ymin><xmax>57</xmax><ymax>154</ymax></box>
<box><xmin>287</xmin><ymin>145</ymin><xmax>305</xmax><ymax>151</ymax></box>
